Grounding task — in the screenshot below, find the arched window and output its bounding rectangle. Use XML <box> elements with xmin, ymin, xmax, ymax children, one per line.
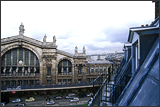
<box><xmin>1</xmin><ymin>47</ymin><xmax>40</xmax><ymax>74</ymax></box>
<box><xmin>58</xmin><ymin>59</ymin><xmax>72</xmax><ymax>75</ymax></box>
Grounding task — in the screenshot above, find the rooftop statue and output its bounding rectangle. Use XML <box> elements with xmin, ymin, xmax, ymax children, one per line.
<box><xmin>53</xmin><ymin>35</ymin><xmax>56</xmax><ymax>44</ymax></box>
<box><xmin>43</xmin><ymin>34</ymin><xmax>47</xmax><ymax>42</ymax></box>
<box><xmin>19</xmin><ymin>22</ymin><xmax>25</xmax><ymax>35</ymax></box>
<box><xmin>75</xmin><ymin>46</ymin><xmax>78</xmax><ymax>54</ymax></box>
<box><xmin>83</xmin><ymin>46</ymin><xmax>86</xmax><ymax>54</ymax></box>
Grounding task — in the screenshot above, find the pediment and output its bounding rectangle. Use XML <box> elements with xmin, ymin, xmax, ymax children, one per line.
<box><xmin>1</xmin><ymin>35</ymin><xmax>57</xmax><ymax>49</ymax></box>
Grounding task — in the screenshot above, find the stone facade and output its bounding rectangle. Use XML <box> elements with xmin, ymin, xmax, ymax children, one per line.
<box><xmin>1</xmin><ymin>23</ymin><xmax>113</xmax><ymax>87</ymax></box>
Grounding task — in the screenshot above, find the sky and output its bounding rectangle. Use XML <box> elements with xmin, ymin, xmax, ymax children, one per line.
<box><xmin>1</xmin><ymin>1</ymin><xmax>155</xmax><ymax>55</ymax></box>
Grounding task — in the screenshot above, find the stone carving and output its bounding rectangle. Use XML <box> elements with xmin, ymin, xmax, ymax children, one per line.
<box><xmin>75</xmin><ymin>46</ymin><xmax>78</xmax><ymax>54</ymax></box>
<box><xmin>34</xmin><ymin>67</ymin><xmax>36</xmax><ymax>72</ymax></box>
<box><xmin>28</xmin><ymin>67</ymin><xmax>30</xmax><ymax>73</ymax></box>
<box><xmin>9</xmin><ymin>67</ymin><xmax>12</xmax><ymax>72</ymax></box>
<box><xmin>83</xmin><ymin>46</ymin><xmax>86</xmax><ymax>54</ymax></box>
<box><xmin>43</xmin><ymin>34</ymin><xmax>47</xmax><ymax>42</ymax></box>
<box><xmin>3</xmin><ymin>67</ymin><xmax>6</xmax><ymax>73</ymax></box>
<box><xmin>19</xmin><ymin>22</ymin><xmax>25</xmax><ymax>35</ymax></box>
<box><xmin>22</xmin><ymin>67</ymin><xmax>24</xmax><ymax>73</ymax></box>
<box><xmin>53</xmin><ymin>35</ymin><xmax>56</xmax><ymax>45</ymax></box>
<box><xmin>16</xmin><ymin>67</ymin><xmax>18</xmax><ymax>73</ymax></box>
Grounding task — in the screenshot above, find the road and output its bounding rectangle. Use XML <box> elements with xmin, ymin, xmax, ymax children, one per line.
<box><xmin>6</xmin><ymin>96</ymin><xmax>91</xmax><ymax>106</ymax></box>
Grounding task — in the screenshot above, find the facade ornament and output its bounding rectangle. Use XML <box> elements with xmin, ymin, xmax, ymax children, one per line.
<box><xmin>34</xmin><ymin>67</ymin><xmax>36</xmax><ymax>72</ymax></box>
<box><xmin>28</xmin><ymin>67</ymin><xmax>30</xmax><ymax>73</ymax></box>
<box><xmin>22</xmin><ymin>67</ymin><xmax>24</xmax><ymax>73</ymax></box>
<box><xmin>3</xmin><ymin>67</ymin><xmax>6</xmax><ymax>73</ymax></box>
<box><xmin>75</xmin><ymin>46</ymin><xmax>78</xmax><ymax>54</ymax></box>
<box><xmin>19</xmin><ymin>22</ymin><xmax>25</xmax><ymax>35</ymax></box>
<box><xmin>16</xmin><ymin>67</ymin><xmax>18</xmax><ymax>73</ymax></box>
<box><xmin>53</xmin><ymin>35</ymin><xmax>56</xmax><ymax>45</ymax></box>
<box><xmin>83</xmin><ymin>46</ymin><xmax>86</xmax><ymax>54</ymax></box>
<box><xmin>9</xmin><ymin>67</ymin><xmax>12</xmax><ymax>72</ymax></box>
<box><xmin>43</xmin><ymin>34</ymin><xmax>47</xmax><ymax>42</ymax></box>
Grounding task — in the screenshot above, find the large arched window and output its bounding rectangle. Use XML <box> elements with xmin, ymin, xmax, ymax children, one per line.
<box><xmin>58</xmin><ymin>59</ymin><xmax>72</xmax><ymax>75</ymax></box>
<box><xmin>1</xmin><ymin>47</ymin><xmax>40</xmax><ymax>75</ymax></box>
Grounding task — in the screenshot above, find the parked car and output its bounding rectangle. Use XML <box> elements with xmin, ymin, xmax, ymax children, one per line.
<box><xmin>1</xmin><ymin>102</ymin><xmax>6</xmax><ymax>106</ymax></box>
<box><xmin>15</xmin><ymin>103</ymin><xmax>26</xmax><ymax>106</ymax></box>
<box><xmin>68</xmin><ymin>93</ymin><xmax>75</xmax><ymax>96</ymax></box>
<box><xmin>87</xmin><ymin>93</ymin><xmax>93</xmax><ymax>97</ymax></box>
<box><xmin>65</xmin><ymin>96</ymin><xmax>75</xmax><ymax>99</ymax></box>
<box><xmin>46</xmin><ymin>100</ymin><xmax>55</xmax><ymax>105</ymax></box>
<box><xmin>78</xmin><ymin>93</ymin><xmax>86</xmax><ymax>98</ymax></box>
<box><xmin>54</xmin><ymin>96</ymin><xmax>63</xmax><ymax>100</ymax></box>
<box><xmin>69</xmin><ymin>97</ymin><xmax>79</xmax><ymax>102</ymax></box>
<box><xmin>25</xmin><ymin>97</ymin><xmax>35</xmax><ymax>102</ymax></box>
<box><xmin>12</xmin><ymin>98</ymin><xmax>21</xmax><ymax>103</ymax></box>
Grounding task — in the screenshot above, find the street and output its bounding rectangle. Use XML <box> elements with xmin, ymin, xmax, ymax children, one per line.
<box><xmin>6</xmin><ymin>94</ymin><xmax>91</xmax><ymax>106</ymax></box>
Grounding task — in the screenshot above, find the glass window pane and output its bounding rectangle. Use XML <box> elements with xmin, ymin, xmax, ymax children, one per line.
<box><xmin>6</xmin><ymin>50</ymin><xmax>11</xmax><ymax>65</ymax></box>
<box><xmin>1</xmin><ymin>56</ymin><xmax>5</xmax><ymax>66</ymax></box>
<box><xmin>19</xmin><ymin>48</ymin><xmax>23</xmax><ymax>61</ymax></box>
<box><xmin>24</xmin><ymin>49</ymin><xmax>29</xmax><ymax>66</ymax></box>
<box><xmin>12</xmin><ymin>48</ymin><xmax>17</xmax><ymax>65</ymax></box>
<box><xmin>63</xmin><ymin>60</ymin><xmax>67</xmax><ymax>67</ymax></box>
<box><xmin>30</xmin><ymin>51</ymin><xmax>34</xmax><ymax>66</ymax></box>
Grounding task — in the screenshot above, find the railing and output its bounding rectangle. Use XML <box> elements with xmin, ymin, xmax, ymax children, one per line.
<box><xmin>1</xmin><ymin>83</ymin><xmax>94</xmax><ymax>91</ymax></box>
<box><xmin>1</xmin><ymin>73</ymin><xmax>40</xmax><ymax>77</ymax></box>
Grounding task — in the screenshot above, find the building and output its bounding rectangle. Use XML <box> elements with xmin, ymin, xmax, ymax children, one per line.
<box><xmin>89</xmin><ymin>1</ymin><xmax>159</xmax><ymax>106</ymax></box>
<box><xmin>1</xmin><ymin>23</ymin><xmax>113</xmax><ymax>88</ymax></box>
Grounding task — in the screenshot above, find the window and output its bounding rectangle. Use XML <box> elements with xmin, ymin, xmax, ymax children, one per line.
<box><xmin>30</xmin><ymin>51</ymin><xmax>34</xmax><ymax>66</ymax></box>
<box><xmin>91</xmin><ymin>68</ymin><xmax>94</xmax><ymax>72</ymax></box>
<box><xmin>24</xmin><ymin>49</ymin><xmax>29</xmax><ymax>66</ymax></box>
<box><xmin>58</xmin><ymin>59</ymin><xmax>72</xmax><ymax>74</ymax></box>
<box><xmin>47</xmin><ymin>80</ymin><xmax>51</xmax><ymax>85</ymax></box>
<box><xmin>104</xmin><ymin>67</ymin><xmax>106</xmax><ymax>72</ymax></box>
<box><xmin>30</xmin><ymin>80</ymin><xmax>34</xmax><ymax>85</ymax></box>
<box><xmin>19</xmin><ymin>48</ymin><xmax>23</xmax><ymax>61</ymax></box>
<box><xmin>135</xmin><ymin>43</ymin><xmax>139</xmax><ymax>70</ymax></box>
<box><xmin>68</xmin><ymin>79</ymin><xmax>72</xmax><ymax>84</ymax></box>
<box><xmin>24</xmin><ymin>80</ymin><xmax>28</xmax><ymax>86</ymax></box>
<box><xmin>78</xmin><ymin>67</ymin><xmax>81</xmax><ymax>74</ymax></box>
<box><xmin>87</xmin><ymin>78</ymin><xmax>90</xmax><ymax>83</ymax></box>
<box><xmin>100</xmin><ymin>67</ymin><xmax>102</xmax><ymax>72</ymax></box>
<box><xmin>63</xmin><ymin>79</ymin><xmax>67</xmax><ymax>84</ymax></box>
<box><xmin>63</xmin><ymin>67</ymin><xmax>67</xmax><ymax>74</ymax></box>
<box><xmin>1</xmin><ymin>81</ymin><xmax>4</xmax><ymax>87</ymax></box>
<box><xmin>47</xmin><ymin>67</ymin><xmax>51</xmax><ymax>74</ymax></box>
<box><xmin>12</xmin><ymin>48</ymin><xmax>17</xmax><ymax>65</ymax></box>
<box><xmin>87</xmin><ymin>68</ymin><xmax>90</xmax><ymax>73</ymax></box>
<box><xmin>18</xmin><ymin>80</ymin><xmax>22</xmax><ymax>86</ymax></box>
<box><xmin>58</xmin><ymin>79</ymin><xmax>61</xmax><ymax>85</ymax></box>
<box><xmin>6</xmin><ymin>50</ymin><xmax>11</xmax><ymax>65</ymax></box>
<box><xmin>1</xmin><ymin>56</ymin><xmax>5</xmax><ymax>66</ymax></box>
<box><xmin>35</xmin><ymin>80</ymin><xmax>39</xmax><ymax>85</ymax></box>
<box><xmin>12</xmin><ymin>81</ymin><xmax>16</xmax><ymax>86</ymax></box>
<box><xmin>6</xmin><ymin>81</ymin><xmax>10</xmax><ymax>87</ymax></box>
<box><xmin>78</xmin><ymin>79</ymin><xmax>81</xmax><ymax>84</ymax></box>
<box><xmin>96</xmin><ymin>67</ymin><xmax>98</xmax><ymax>72</ymax></box>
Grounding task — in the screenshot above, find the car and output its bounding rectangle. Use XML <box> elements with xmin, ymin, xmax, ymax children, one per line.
<box><xmin>25</xmin><ymin>97</ymin><xmax>35</xmax><ymax>102</ymax></box>
<box><xmin>54</xmin><ymin>96</ymin><xmax>63</xmax><ymax>100</ymax></box>
<box><xmin>69</xmin><ymin>97</ymin><xmax>79</xmax><ymax>102</ymax></box>
<box><xmin>12</xmin><ymin>98</ymin><xmax>21</xmax><ymax>103</ymax></box>
<box><xmin>87</xmin><ymin>93</ymin><xmax>93</xmax><ymax>97</ymax></box>
<box><xmin>68</xmin><ymin>93</ymin><xmax>75</xmax><ymax>96</ymax></box>
<box><xmin>46</xmin><ymin>100</ymin><xmax>55</xmax><ymax>105</ymax></box>
<box><xmin>65</xmin><ymin>96</ymin><xmax>75</xmax><ymax>99</ymax></box>
<box><xmin>15</xmin><ymin>103</ymin><xmax>26</xmax><ymax>106</ymax></box>
<box><xmin>1</xmin><ymin>102</ymin><xmax>6</xmax><ymax>106</ymax></box>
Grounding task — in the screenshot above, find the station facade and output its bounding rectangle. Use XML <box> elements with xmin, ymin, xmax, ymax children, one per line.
<box><xmin>1</xmin><ymin>23</ymin><xmax>113</xmax><ymax>87</ymax></box>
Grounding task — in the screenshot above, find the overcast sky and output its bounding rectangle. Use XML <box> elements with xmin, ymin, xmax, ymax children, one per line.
<box><xmin>1</xmin><ymin>1</ymin><xmax>155</xmax><ymax>55</ymax></box>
